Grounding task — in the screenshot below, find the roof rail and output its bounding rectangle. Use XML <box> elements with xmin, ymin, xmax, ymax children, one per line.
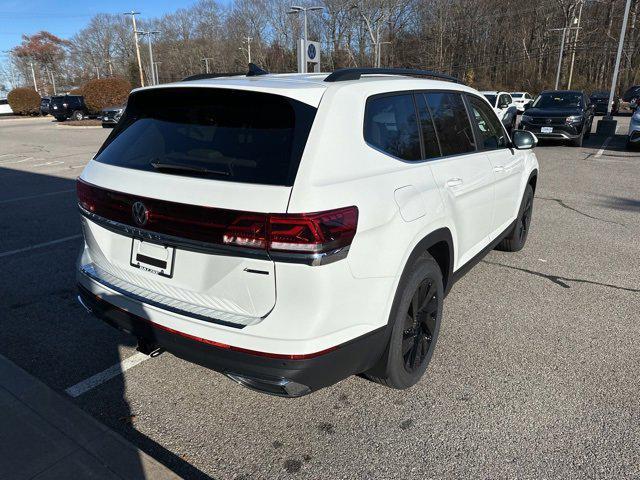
<box><xmin>182</xmin><ymin>72</ymin><xmax>243</xmax><ymax>81</ymax></box>
<box><xmin>324</xmin><ymin>68</ymin><xmax>462</xmax><ymax>84</ymax></box>
<box><xmin>181</xmin><ymin>63</ymin><xmax>269</xmax><ymax>82</ymax></box>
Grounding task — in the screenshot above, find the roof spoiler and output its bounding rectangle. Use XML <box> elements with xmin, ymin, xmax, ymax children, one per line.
<box><xmin>182</xmin><ymin>63</ymin><xmax>269</xmax><ymax>82</ymax></box>
<box><xmin>324</xmin><ymin>68</ymin><xmax>462</xmax><ymax>84</ymax></box>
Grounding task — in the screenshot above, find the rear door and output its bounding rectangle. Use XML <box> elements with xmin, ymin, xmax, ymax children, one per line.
<box><xmin>466</xmin><ymin>94</ymin><xmax>524</xmax><ymax>235</ymax></box>
<box><xmin>79</xmin><ymin>87</ymin><xmax>317</xmax><ymax>326</ymax></box>
<box><xmin>418</xmin><ymin>92</ymin><xmax>495</xmax><ymax>268</ymax></box>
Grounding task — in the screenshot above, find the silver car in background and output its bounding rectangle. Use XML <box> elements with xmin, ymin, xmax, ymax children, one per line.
<box><xmin>628</xmin><ymin>107</ymin><xmax>640</xmax><ymax>150</ymax></box>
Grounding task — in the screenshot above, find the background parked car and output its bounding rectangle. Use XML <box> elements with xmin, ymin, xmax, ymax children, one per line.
<box><xmin>100</xmin><ymin>104</ymin><xmax>125</xmax><ymax>128</ymax></box>
<box><xmin>627</xmin><ymin>106</ymin><xmax>640</xmax><ymax>150</ymax></box>
<box><xmin>40</xmin><ymin>97</ymin><xmax>51</xmax><ymax>116</ymax></box>
<box><xmin>519</xmin><ymin>90</ymin><xmax>594</xmax><ymax>147</ymax></box>
<box><xmin>589</xmin><ymin>91</ymin><xmax>619</xmax><ymax>115</ymax></box>
<box><xmin>0</xmin><ymin>97</ymin><xmax>12</xmax><ymax>115</ymax></box>
<box><xmin>620</xmin><ymin>85</ymin><xmax>640</xmax><ymax>112</ymax></box>
<box><xmin>510</xmin><ymin>92</ymin><xmax>534</xmax><ymax>113</ymax></box>
<box><xmin>50</xmin><ymin>94</ymin><xmax>89</xmax><ymax>121</ymax></box>
<box><xmin>481</xmin><ymin>91</ymin><xmax>518</xmax><ymax>133</ymax></box>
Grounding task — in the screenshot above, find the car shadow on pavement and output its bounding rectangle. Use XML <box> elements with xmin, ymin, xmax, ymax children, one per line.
<box><xmin>0</xmin><ymin>167</ymin><xmax>211</xmax><ymax>479</ymax></box>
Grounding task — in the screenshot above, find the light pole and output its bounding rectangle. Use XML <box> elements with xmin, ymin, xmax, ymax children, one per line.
<box><xmin>124</xmin><ymin>11</ymin><xmax>144</xmax><ymax>87</ymax></box>
<box><xmin>287</xmin><ymin>5</ymin><xmax>323</xmax><ymax>73</ymax></box>
<box><xmin>137</xmin><ymin>30</ymin><xmax>160</xmax><ymax>85</ymax></box>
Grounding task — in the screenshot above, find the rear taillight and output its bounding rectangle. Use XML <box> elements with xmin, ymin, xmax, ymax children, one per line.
<box><xmin>77</xmin><ymin>179</ymin><xmax>358</xmax><ymax>263</ymax></box>
<box><xmin>268</xmin><ymin>207</ymin><xmax>358</xmax><ymax>254</ymax></box>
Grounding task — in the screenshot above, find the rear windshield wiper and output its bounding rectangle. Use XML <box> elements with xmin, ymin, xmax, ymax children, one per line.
<box><xmin>150</xmin><ymin>161</ymin><xmax>230</xmax><ymax>177</ymax></box>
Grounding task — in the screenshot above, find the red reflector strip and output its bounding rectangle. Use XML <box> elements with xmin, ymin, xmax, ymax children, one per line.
<box><xmin>87</xmin><ymin>290</ymin><xmax>337</xmax><ymax>360</ymax></box>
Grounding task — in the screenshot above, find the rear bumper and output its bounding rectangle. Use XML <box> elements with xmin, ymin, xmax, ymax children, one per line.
<box><xmin>77</xmin><ymin>284</ymin><xmax>388</xmax><ymax>396</ymax></box>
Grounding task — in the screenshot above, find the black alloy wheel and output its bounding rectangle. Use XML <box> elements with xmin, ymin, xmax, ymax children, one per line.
<box><xmin>402</xmin><ymin>279</ymin><xmax>438</xmax><ymax>373</ymax></box>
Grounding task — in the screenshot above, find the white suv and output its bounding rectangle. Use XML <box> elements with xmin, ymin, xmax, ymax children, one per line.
<box><xmin>77</xmin><ymin>67</ymin><xmax>539</xmax><ymax>397</ymax></box>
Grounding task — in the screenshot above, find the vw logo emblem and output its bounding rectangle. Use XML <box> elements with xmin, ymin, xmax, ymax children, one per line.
<box><xmin>307</xmin><ymin>43</ymin><xmax>316</xmax><ymax>60</ymax></box>
<box><xmin>132</xmin><ymin>201</ymin><xmax>149</xmax><ymax>226</ymax></box>
<box><xmin>545</xmin><ymin>118</ymin><xmax>552</xmax><ymax>124</ymax></box>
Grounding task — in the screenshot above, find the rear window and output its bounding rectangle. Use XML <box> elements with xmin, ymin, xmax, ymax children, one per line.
<box><xmin>363</xmin><ymin>94</ymin><xmax>421</xmax><ymax>161</ymax></box>
<box><xmin>96</xmin><ymin>88</ymin><xmax>318</xmax><ymax>186</ymax></box>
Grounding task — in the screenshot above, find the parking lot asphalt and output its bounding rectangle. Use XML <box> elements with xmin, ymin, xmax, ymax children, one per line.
<box><xmin>1</xmin><ymin>116</ymin><xmax>639</xmax><ymax>479</ymax></box>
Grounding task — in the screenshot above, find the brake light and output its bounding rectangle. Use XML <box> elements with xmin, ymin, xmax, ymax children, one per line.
<box><xmin>268</xmin><ymin>207</ymin><xmax>358</xmax><ymax>253</ymax></box>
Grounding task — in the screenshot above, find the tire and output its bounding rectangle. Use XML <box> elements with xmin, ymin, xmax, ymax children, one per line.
<box><xmin>496</xmin><ymin>184</ymin><xmax>534</xmax><ymax>252</ymax></box>
<box><xmin>72</xmin><ymin>110</ymin><xmax>84</xmax><ymax>121</ymax></box>
<box><xmin>366</xmin><ymin>253</ymin><xmax>443</xmax><ymax>390</ymax></box>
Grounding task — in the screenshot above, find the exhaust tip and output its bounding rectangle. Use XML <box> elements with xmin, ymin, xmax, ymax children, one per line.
<box><xmin>226</xmin><ymin>372</ymin><xmax>311</xmax><ymax>397</ymax></box>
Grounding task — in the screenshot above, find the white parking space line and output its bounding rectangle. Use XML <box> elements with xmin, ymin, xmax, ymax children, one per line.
<box><xmin>33</xmin><ymin>160</ymin><xmax>64</xmax><ymax>167</ymax></box>
<box><xmin>0</xmin><ymin>234</ymin><xmax>82</xmax><ymax>258</ymax></box>
<box><xmin>596</xmin><ymin>137</ymin><xmax>613</xmax><ymax>158</ymax></box>
<box><xmin>65</xmin><ymin>352</ymin><xmax>151</xmax><ymax>397</ymax></box>
<box><xmin>0</xmin><ymin>157</ymin><xmax>34</xmax><ymax>165</ymax></box>
<box><xmin>0</xmin><ymin>189</ymin><xmax>75</xmax><ymax>205</ymax></box>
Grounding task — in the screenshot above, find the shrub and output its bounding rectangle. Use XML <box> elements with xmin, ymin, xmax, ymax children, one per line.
<box><xmin>7</xmin><ymin>87</ymin><xmax>41</xmax><ymax>115</ymax></box>
<box><xmin>82</xmin><ymin>77</ymin><xmax>131</xmax><ymax>113</ymax></box>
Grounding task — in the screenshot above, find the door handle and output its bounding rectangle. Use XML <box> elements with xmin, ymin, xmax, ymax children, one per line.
<box><xmin>493</xmin><ymin>166</ymin><xmax>505</xmax><ymax>173</ymax></box>
<box><xmin>446</xmin><ymin>178</ymin><xmax>463</xmax><ymax>187</ymax></box>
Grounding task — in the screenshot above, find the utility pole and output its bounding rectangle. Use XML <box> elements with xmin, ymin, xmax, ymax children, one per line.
<box><xmin>550</xmin><ymin>26</ymin><xmax>580</xmax><ymax>89</ymax></box>
<box><xmin>106</xmin><ymin>59</ymin><xmax>113</xmax><ymax>76</ymax></box>
<box><xmin>567</xmin><ymin>0</ymin><xmax>584</xmax><ymax>90</ymax></box>
<box><xmin>154</xmin><ymin>61</ymin><xmax>161</xmax><ymax>84</ymax></box>
<box><xmin>95</xmin><ymin>66</ymin><xmax>100</xmax><ymax>79</ymax></box>
<box><xmin>124</xmin><ymin>11</ymin><xmax>144</xmax><ymax>87</ymax></box>
<box><xmin>287</xmin><ymin>6</ymin><xmax>324</xmax><ymax>73</ymax></box>
<box><xmin>202</xmin><ymin>57</ymin><xmax>214</xmax><ymax>73</ymax></box>
<box><xmin>137</xmin><ymin>30</ymin><xmax>160</xmax><ymax>85</ymax></box>
<box><xmin>607</xmin><ymin>0</ymin><xmax>632</xmax><ymax>119</ymax></box>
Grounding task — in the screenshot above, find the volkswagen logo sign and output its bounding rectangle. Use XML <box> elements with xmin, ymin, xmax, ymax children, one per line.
<box><xmin>132</xmin><ymin>201</ymin><xmax>149</xmax><ymax>226</ymax></box>
<box><xmin>545</xmin><ymin>118</ymin><xmax>552</xmax><ymax>124</ymax></box>
<box><xmin>307</xmin><ymin>43</ymin><xmax>316</xmax><ymax>60</ymax></box>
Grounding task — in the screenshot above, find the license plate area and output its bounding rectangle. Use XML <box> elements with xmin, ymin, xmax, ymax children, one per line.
<box><xmin>541</xmin><ymin>126</ymin><xmax>553</xmax><ymax>133</ymax></box>
<box><xmin>130</xmin><ymin>238</ymin><xmax>175</xmax><ymax>278</ymax></box>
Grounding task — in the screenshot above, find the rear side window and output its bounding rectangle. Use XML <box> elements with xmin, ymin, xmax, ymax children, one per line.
<box><xmin>95</xmin><ymin>88</ymin><xmax>316</xmax><ymax>186</ymax></box>
<box><xmin>424</xmin><ymin>92</ymin><xmax>475</xmax><ymax>156</ymax></box>
<box><xmin>363</xmin><ymin>94</ymin><xmax>421</xmax><ymax>161</ymax></box>
<box><xmin>467</xmin><ymin>96</ymin><xmax>508</xmax><ymax>150</ymax></box>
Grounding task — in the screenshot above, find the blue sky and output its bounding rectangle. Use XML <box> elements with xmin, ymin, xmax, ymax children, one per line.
<box><xmin>0</xmin><ymin>0</ymin><xmax>231</xmax><ymax>52</ymax></box>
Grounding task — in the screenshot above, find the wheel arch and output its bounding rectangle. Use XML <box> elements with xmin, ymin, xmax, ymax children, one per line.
<box><xmin>527</xmin><ymin>168</ymin><xmax>538</xmax><ymax>194</ymax></box>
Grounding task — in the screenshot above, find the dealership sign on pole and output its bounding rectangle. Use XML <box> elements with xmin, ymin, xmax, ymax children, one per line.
<box><xmin>297</xmin><ymin>40</ymin><xmax>321</xmax><ymax>73</ymax></box>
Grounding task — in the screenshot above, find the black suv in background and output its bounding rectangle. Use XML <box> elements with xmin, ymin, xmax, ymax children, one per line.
<box><xmin>40</xmin><ymin>97</ymin><xmax>51</xmax><ymax>116</ymax></box>
<box><xmin>50</xmin><ymin>95</ymin><xmax>89</xmax><ymax>121</ymax></box>
<box><xmin>519</xmin><ymin>90</ymin><xmax>594</xmax><ymax>147</ymax></box>
<box><xmin>589</xmin><ymin>91</ymin><xmax>619</xmax><ymax>115</ymax></box>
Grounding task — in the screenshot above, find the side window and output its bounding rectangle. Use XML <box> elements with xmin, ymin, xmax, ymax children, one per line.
<box><xmin>364</xmin><ymin>94</ymin><xmax>421</xmax><ymax>160</ymax></box>
<box><xmin>467</xmin><ymin>96</ymin><xmax>508</xmax><ymax>151</ymax></box>
<box><xmin>498</xmin><ymin>94</ymin><xmax>509</xmax><ymax>107</ymax></box>
<box><xmin>415</xmin><ymin>94</ymin><xmax>441</xmax><ymax>159</ymax></box>
<box><xmin>424</xmin><ymin>92</ymin><xmax>475</xmax><ymax>156</ymax></box>
<box><xmin>526</xmin><ymin>93</ymin><xmax>532</xmax><ymax>100</ymax></box>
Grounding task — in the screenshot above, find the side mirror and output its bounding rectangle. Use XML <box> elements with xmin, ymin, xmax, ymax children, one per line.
<box><xmin>512</xmin><ymin>130</ymin><xmax>537</xmax><ymax>150</ymax></box>
<box><xmin>523</xmin><ymin>103</ymin><xmax>531</xmax><ymax>110</ymax></box>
